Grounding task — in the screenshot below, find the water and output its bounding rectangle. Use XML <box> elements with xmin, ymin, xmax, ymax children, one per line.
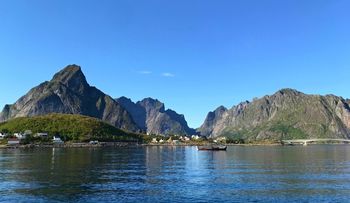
<box><xmin>1</xmin><ymin>145</ymin><xmax>350</xmax><ymax>202</ymax></box>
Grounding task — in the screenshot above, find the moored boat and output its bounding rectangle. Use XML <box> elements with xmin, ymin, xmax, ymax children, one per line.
<box><xmin>197</xmin><ymin>145</ymin><xmax>227</xmax><ymax>151</ymax></box>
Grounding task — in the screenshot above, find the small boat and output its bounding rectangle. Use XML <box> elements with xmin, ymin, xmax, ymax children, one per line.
<box><xmin>197</xmin><ymin>145</ymin><xmax>227</xmax><ymax>151</ymax></box>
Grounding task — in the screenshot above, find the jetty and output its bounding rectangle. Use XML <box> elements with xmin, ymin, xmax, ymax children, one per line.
<box><xmin>281</xmin><ymin>139</ymin><xmax>350</xmax><ymax>146</ymax></box>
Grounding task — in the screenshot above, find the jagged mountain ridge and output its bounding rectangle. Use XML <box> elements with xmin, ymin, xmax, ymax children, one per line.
<box><xmin>116</xmin><ymin>97</ymin><xmax>195</xmax><ymax>135</ymax></box>
<box><xmin>0</xmin><ymin>65</ymin><xmax>139</xmax><ymax>131</ymax></box>
<box><xmin>198</xmin><ymin>89</ymin><xmax>350</xmax><ymax>141</ymax></box>
<box><xmin>2</xmin><ymin>65</ymin><xmax>350</xmax><ymax>140</ymax></box>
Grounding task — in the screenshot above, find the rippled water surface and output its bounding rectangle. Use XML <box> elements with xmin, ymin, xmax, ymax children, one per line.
<box><xmin>1</xmin><ymin>145</ymin><xmax>350</xmax><ymax>202</ymax></box>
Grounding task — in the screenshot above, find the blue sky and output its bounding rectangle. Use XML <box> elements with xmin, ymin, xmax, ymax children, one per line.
<box><xmin>0</xmin><ymin>0</ymin><xmax>349</xmax><ymax>128</ymax></box>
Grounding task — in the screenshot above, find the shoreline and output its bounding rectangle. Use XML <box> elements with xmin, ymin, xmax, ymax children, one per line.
<box><xmin>143</xmin><ymin>143</ymin><xmax>282</xmax><ymax>147</ymax></box>
<box><xmin>1</xmin><ymin>142</ymin><xmax>349</xmax><ymax>149</ymax></box>
<box><xmin>0</xmin><ymin>142</ymin><xmax>140</xmax><ymax>149</ymax></box>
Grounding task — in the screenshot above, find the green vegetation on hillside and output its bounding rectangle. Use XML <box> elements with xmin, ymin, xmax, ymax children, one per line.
<box><xmin>0</xmin><ymin>113</ymin><xmax>143</xmax><ymax>142</ymax></box>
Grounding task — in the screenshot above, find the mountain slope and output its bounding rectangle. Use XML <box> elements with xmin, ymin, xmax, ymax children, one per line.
<box><xmin>198</xmin><ymin>89</ymin><xmax>350</xmax><ymax>141</ymax></box>
<box><xmin>116</xmin><ymin>97</ymin><xmax>195</xmax><ymax>135</ymax></box>
<box><xmin>0</xmin><ymin>65</ymin><xmax>139</xmax><ymax>131</ymax></box>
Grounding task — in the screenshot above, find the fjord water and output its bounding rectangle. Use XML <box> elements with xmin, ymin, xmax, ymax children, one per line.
<box><xmin>1</xmin><ymin>146</ymin><xmax>350</xmax><ymax>202</ymax></box>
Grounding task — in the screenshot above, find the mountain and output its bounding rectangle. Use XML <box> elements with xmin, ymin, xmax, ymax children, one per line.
<box><xmin>116</xmin><ymin>97</ymin><xmax>147</xmax><ymax>131</ymax></box>
<box><xmin>116</xmin><ymin>97</ymin><xmax>195</xmax><ymax>135</ymax></box>
<box><xmin>197</xmin><ymin>105</ymin><xmax>228</xmax><ymax>137</ymax></box>
<box><xmin>198</xmin><ymin>88</ymin><xmax>350</xmax><ymax>141</ymax></box>
<box><xmin>0</xmin><ymin>113</ymin><xmax>142</xmax><ymax>142</ymax></box>
<box><xmin>0</xmin><ymin>65</ymin><xmax>139</xmax><ymax>131</ymax></box>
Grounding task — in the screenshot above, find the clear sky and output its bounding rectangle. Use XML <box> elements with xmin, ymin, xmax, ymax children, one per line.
<box><xmin>0</xmin><ymin>0</ymin><xmax>349</xmax><ymax>128</ymax></box>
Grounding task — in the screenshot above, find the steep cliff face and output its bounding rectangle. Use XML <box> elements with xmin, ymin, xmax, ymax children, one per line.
<box><xmin>198</xmin><ymin>89</ymin><xmax>350</xmax><ymax>141</ymax></box>
<box><xmin>0</xmin><ymin>65</ymin><xmax>139</xmax><ymax>131</ymax></box>
<box><xmin>197</xmin><ymin>106</ymin><xmax>228</xmax><ymax>137</ymax></box>
<box><xmin>116</xmin><ymin>96</ymin><xmax>147</xmax><ymax>131</ymax></box>
<box><xmin>116</xmin><ymin>97</ymin><xmax>195</xmax><ymax>135</ymax></box>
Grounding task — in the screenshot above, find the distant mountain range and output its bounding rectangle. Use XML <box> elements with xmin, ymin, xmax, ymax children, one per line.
<box><xmin>1</xmin><ymin>64</ymin><xmax>350</xmax><ymax>141</ymax></box>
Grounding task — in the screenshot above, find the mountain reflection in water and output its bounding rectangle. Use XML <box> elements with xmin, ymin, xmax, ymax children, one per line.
<box><xmin>0</xmin><ymin>145</ymin><xmax>350</xmax><ymax>202</ymax></box>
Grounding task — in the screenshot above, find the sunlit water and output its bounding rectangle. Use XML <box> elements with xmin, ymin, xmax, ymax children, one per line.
<box><xmin>1</xmin><ymin>145</ymin><xmax>350</xmax><ymax>202</ymax></box>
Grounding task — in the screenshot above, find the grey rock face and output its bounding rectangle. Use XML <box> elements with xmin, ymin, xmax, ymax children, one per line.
<box><xmin>116</xmin><ymin>97</ymin><xmax>195</xmax><ymax>135</ymax></box>
<box><xmin>198</xmin><ymin>88</ymin><xmax>350</xmax><ymax>140</ymax></box>
<box><xmin>116</xmin><ymin>96</ymin><xmax>147</xmax><ymax>131</ymax></box>
<box><xmin>0</xmin><ymin>65</ymin><xmax>139</xmax><ymax>131</ymax></box>
<box><xmin>197</xmin><ymin>106</ymin><xmax>227</xmax><ymax>136</ymax></box>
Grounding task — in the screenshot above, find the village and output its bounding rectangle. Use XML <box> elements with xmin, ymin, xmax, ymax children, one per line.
<box><xmin>148</xmin><ymin>134</ymin><xmax>228</xmax><ymax>145</ymax></box>
<box><xmin>0</xmin><ymin>130</ymin><xmax>231</xmax><ymax>147</ymax></box>
<box><xmin>0</xmin><ymin>130</ymin><xmax>64</xmax><ymax>146</ymax></box>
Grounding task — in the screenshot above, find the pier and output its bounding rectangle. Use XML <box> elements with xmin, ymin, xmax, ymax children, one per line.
<box><xmin>281</xmin><ymin>139</ymin><xmax>350</xmax><ymax>146</ymax></box>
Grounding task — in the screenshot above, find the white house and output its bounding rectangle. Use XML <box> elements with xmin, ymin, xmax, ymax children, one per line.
<box><xmin>159</xmin><ymin>139</ymin><xmax>164</xmax><ymax>143</ymax></box>
<box><xmin>151</xmin><ymin>138</ymin><xmax>158</xmax><ymax>143</ymax></box>
<box><xmin>7</xmin><ymin>138</ymin><xmax>20</xmax><ymax>145</ymax></box>
<box><xmin>52</xmin><ymin>136</ymin><xmax>64</xmax><ymax>144</ymax></box>
<box><xmin>191</xmin><ymin>135</ymin><xmax>200</xmax><ymax>140</ymax></box>
<box><xmin>89</xmin><ymin>140</ymin><xmax>99</xmax><ymax>145</ymax></box>
<box><xmin>14</xmin><ymin>133</ymin><xmax>27</xmax><ymax>140</ymax></box>
<box><xmin>0</xmin><ymin>133</ymin><xmax>5</xmax><ymax>140</ymax></box>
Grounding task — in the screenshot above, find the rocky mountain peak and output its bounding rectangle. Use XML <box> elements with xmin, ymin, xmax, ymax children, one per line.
<box><xmin>215</xmin><ymin>105</ymin><xmax>228</xmax><ymax>112</ymax></box>
<box><xmin>117</xmin><ymin>96</ymin><xmax>133</xmax><ymax>104</ymax></box>
<box><xmin>197</xmin><ymin>105</ymin><xmax>228</xmax><ymax>137</ymax></box>
<box><xmin>0</xmin><ymin>64</ymin><xmax>139</xmax><ymax>131</ymax></box>
<box><xmin>116</xmin><ymin>96</ymin><xmax>147</xmax><ymax>131</ymax></box>
<box><xmin>138</xmin><ymin>98</ymin><xmax>165</xmax><ymax>112</ymax></box>
<box><xmin>51</xmin><ymin>64</ymin><xmax>88</xmax><ymax>92</ymax></box>
<box><xmin>275</xmin><ymin>88</ymin><xmax>303</xmax><ymax>96</ymax></box>
<box><xmin>117</xmin><ymin>97</ymin><xmax>195</xmax><ymax>135</ymax></box>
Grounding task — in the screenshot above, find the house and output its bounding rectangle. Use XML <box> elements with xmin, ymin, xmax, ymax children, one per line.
<box><xmin>151</xmin><ymin>138</ymin><xmax>158</xmax><ymax>143</ymax></box>
<box><xmin>159</xmin><ymin>139</ymin><xmax>164</xmax><ymax>143</ymax></box>
<box><xmin>52</xmin><ymin>136</ymin><xmax>64</xmax><ymax>144</ymax></box>
<box><xmin>0</xmin><ymin>133</ymin><xmax>5</xmax><ymax>140</ymax></box>
<box><xmin>216</xmin><ymin>137</ymin><xmax>227</xmax><ymax>142</ymax></box>
<box><xmin>191</xmin><ymin>135</ymin><xmax>200</xmax><ymax>140</ymax></box>
<box><xmin>14</xmin><ymin>133</ymin><xmax>27</xmax><ymax>140</ymax></box>
<box><xmin>179</xmin><ymin>136</ymin><xmax>190</xmax><ymax>141</ymax></box>
<box><xmin>89</xmin><ymin>140</ymin><xmax>99</xmax><ymax>145</ymax></box>
<box><xmin>7</xmin><ymin>138</ymin><xmax>20</xmax><ymax>145</ymax></box>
